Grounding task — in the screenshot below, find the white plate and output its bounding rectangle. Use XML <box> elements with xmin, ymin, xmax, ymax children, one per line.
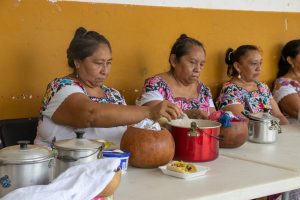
<box><xmin>159</xmin><ymin>164</ymin><xmax>210</xmax><ymax>179</ymax></box>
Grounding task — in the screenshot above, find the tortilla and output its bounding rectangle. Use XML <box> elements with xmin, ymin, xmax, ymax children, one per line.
<box><xmin>167</xmin><ymin>161</ymin><xmax>197</xmax><ymax>173</ymax></box>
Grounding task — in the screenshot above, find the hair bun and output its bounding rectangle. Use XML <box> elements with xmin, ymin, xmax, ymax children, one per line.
<box><xmin>74</xmin><ymin>27</ymin><xmax>87</xmax><ymax>38</ymax></box>
<box><xmin>179</xmin><ymin>34</ymin><xmax>188</xmax><ymax>40</ymax></box>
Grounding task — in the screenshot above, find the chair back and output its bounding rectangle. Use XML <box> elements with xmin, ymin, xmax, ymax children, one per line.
<box><xmin>0</xmin><ymin>117</ymin><xmax>38</xmax><ymax>147</ymax></box>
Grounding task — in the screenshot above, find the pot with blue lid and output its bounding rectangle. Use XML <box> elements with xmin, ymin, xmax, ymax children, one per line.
<box><xmin>0</xmin><ymin>140</ymin><xmax>54</xmax><ymax>197</ymax></box>
<box><xmin>53</xmin><ymin>129</ymin><xmax>104</xmax><ymax>178</ymax></box>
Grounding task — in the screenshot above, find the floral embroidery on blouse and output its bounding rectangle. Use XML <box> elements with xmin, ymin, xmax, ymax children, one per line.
<box><xmin>138</xmin><ymin>76</ymin><xmax>213</xmax><ymax>113</ymax></box>
<box><xmin>216</xmin><ymin>81</ymin><xmax>272</xmax><ymax>114</ymax></box>
<box><xmin>273</xmin><ymin>77</ymin><xmax>300</xmax><ymax>95</ymax></box>
<box><xmin>40</xmin><ymin>77</ymin><xmax>126</xmax><ymax>114</ymax></box>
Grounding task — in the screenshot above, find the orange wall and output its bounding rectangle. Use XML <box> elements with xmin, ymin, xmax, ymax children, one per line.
<box><xmin>0</xmin><ymin>0</ymin><xmax>300</xmax><ymax>119</ymax></box>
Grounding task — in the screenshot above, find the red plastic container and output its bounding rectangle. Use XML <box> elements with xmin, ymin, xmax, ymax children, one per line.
<box><xmin>167</xmin><ymin>119</ymin><xmax>221</xmax><ymax>162</ymax></box>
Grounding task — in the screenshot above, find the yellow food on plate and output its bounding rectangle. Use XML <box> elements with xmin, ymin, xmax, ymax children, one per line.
<box><xmin>166</xmin><ymin>161</ymin><xmax>197</xmax><ymax>173</ymax></box>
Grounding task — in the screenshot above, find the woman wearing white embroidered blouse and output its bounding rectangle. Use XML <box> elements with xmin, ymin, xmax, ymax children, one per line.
<box><xmin>273</xmin><ymin>39</ymin><xmax>300</xmax><ymax>123</ymax></box>
<box><xmin>136</xmin><ymin>34</ymin><xmax>215</xmax><ymax>119</ymax></box>
<box><xmin>34</xmin><ymin>27</ymin><xmax>181</xmax><ymax>147</ymax></box>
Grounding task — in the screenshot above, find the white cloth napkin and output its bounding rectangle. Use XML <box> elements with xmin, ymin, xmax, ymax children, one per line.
<box><xmin>133</xmin><ymin>118</ymin><xmax>161</xmax><ymax>130</ymax></box>
<box><xmin>2</xmin><ymin>158</ymin><xmax>120</xmax><ymax>200</ymax></box>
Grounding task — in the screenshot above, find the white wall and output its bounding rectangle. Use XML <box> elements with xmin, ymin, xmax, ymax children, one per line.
<box><xmin>55</xmin><ymin>0</ymin><xmax>300</xmax><ymax>12</ymax></box>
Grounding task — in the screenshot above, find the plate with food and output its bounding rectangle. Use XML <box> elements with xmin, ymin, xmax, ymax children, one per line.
<box><xmin>159</xmin><ymin>161</ymin><xmax>210</xmax><ymax>179</ymax></box>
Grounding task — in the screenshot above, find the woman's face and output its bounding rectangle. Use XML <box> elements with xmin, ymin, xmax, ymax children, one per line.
<box><xmin>172</xmin><ymin>45</ymin><xmax>206</xmax><ymax>85</ymax></box>
<box><xmin>235</xmin><ymin>50</ymin><xmax>262</xmax><ymax>82</ymax></box>
<box><xmin>76</xmin><ymin>44</ymin><xmax>112</xmax><ymax>87</ymax></box>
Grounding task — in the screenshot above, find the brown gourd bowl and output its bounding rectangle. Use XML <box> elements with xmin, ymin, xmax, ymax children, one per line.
<box><xmin>120</xmin><ymin>126</ymin><xmax>175</xmax><ymax>168</ymax></box>
<box><xmin>219</xmin><ymin>120</ymin><xmax>249</xmax><ymax>148</ymax></box>
<box><xmin>97</xmin><ymin>169</ymin><xmax>122</xmax><ymax>197</ymax></box>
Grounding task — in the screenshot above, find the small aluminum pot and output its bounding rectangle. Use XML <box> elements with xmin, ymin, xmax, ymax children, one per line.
<box><xmin>53</xmin><ymin>130</ymin><xmax>104</xmax><ymax>178</ymax></box>
<box><xmin>167</xmin><ymin>119</ymin><xmax>222</xmax><ymax>162</ymax></box>
<box><xmin>247</xmin><ymin>112</ymin><xmax>281</xmax><ymax>144</ymax></box>
<box><xmin>0</xmin><ymin>141</ymin><xmax>53</xmax><ymax>197</ymax></box>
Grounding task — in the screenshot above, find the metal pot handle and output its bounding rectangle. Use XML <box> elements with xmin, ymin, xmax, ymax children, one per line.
<box><xmin>204</xmin><ymin>132</ymin><xmax>224</xmax><ymax>141</ymax></box>
<box><xmin>269</xmin><ymin>120</ymin><xmax>281</xmax><ymax>133</ymax></box>
<box><xmin>187</xmin><ymin>122</ymin><xmax>223</xmax><ymax>140</ymax></box>
<box><xmin>56</xmin><ymin>146</ymin><xmax>103</xmax><ymax>162</ymax></box>
<box><xmin>187</xmin><ymin>122</ymin><xmax>200</xmax><ymax>137</ymax></box>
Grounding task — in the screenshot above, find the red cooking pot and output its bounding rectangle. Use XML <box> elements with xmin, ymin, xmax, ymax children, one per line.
<box><xmin>167</xmin><ymin>119</ymin><xmax>222</xmax><ymax>162</ymax></box>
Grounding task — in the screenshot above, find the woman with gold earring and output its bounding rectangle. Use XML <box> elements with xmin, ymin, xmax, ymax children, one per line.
<box><xmin>216</xmin><ymin>45</ymin><xmax>288</xmax><ymax>125</ymax></box>
<box><xmin>34</xmin><ymin>27</ymin><xmax>181</xmax><ymax>147</ymax></box>
<box><xmin>273</xmin><ymin>39</ymin><xmax>300</xmax><ymax>124</ymax></box>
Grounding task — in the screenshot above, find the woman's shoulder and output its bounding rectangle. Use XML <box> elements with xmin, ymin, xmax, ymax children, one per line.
<box><xmin>198</xmin><ymin>81</ymin><xmax>211</xmax><ymax>92</ymax></box>
<box><xmin>255</xmin><ymin>81</ymin><xmax>270</xmax><ymax>91</ymax></box>
<box><xmin>45</xmin><ymin>77</ymin><xmax>86</xmax><ymax>95</ymax></box>
<box><xmin>220</xmin><ymin>81</ymin><xmax>238</xmax><ymax>91</ymax></box>
<box><xmin>274</xmin><ymin>77</ymin><xmax>299</xmax><ymax>87</ymax></box>
<box><xmin>143</xmin><ymin>74</ymin><xmax>170</xmax><ymax>91</ymax></box>
<box><xmin>48</xmin><ymin>77</ymin><xmax>82</xmax><ymax>87</ymax></box>
<box><xmin>144</xmin><ymin>74</ymin><xmax>165</xmax><ymax>84</ymax></box>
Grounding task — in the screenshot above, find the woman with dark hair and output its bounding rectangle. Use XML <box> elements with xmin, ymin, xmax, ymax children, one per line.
<box><xmin>273</xmin><ymin>39</ymin><xmax>300</xmax><ymax>123</ymax></box>
<box><xmin>136</xmin><ymin>34</ymin><xmax>215</xmax><ymax>119</ymax></box>
<box><xmin>34</xmin><ymin>27</ymin><xmax>181</xmax><ymax>147</ymax></box>
<box><xmin>216</xmin><ymin>45</ymin><xmax>288</xmax><ymax>125</ymax></box>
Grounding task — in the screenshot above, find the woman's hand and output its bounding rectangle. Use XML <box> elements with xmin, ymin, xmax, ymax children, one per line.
<box><xmin>148</xmin><ymin>100</ymin><xmax>182</xmax><ymax>121</ymax></box>
<box><xmin>270</xmin><ymin>99</ymin><xmax>289</xmax><ymax>125</ymax></box>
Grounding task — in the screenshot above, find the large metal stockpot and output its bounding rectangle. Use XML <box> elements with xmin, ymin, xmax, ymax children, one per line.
<box><xmin>247</xmin><ymin>111</ymin><xmax>281</xmax><ymax>144</ymax></box>
<box><xmin>167</xmin><ymin>119</ymin><xmax>222</xmax><ymax>162</ymax></box>
<box><xmin>53</xmin><ymin>130</ymin><xmax>104</xmax><ymax>178</ymax></box>
<box><xmin>0</xmin><ymin>141</ymin><xmax>53</xmax><ymax>197</ymax></box>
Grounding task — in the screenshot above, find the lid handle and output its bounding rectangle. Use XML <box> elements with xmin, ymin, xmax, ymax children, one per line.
<box><xmin>17</xmin><ymin>140</ymin><xmax>30</xmax><ymax>150</ymax></box>
<box><xmin>74</xmin><ymin>129</ymin><xmax>85</xmax><ymax>139</ymax></box>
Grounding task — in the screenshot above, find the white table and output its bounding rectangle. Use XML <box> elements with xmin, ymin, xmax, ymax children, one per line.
<box><xmin>220</xmin><ymin>124</ymin><xmax>300</xmax><ymax>172</ymax></box>
<box><xmin>115</xmin><ymin>155</ymin><xmax>300</xmax><ymax>200</ymax></box>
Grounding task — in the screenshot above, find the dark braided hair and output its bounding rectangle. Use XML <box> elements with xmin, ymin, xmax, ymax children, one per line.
<box><xmin>225</xmin><ymin>45</ymin><xmax>259</xmax><ymax>77</ymax></box>
<box><xmin>277</xmin><ymin>39</ymin><xmax>300</xmax><ymax>77</ymax></box>
<box><xmin>67</xmin><ymin>27</ymin><xmax>111</xmax><ymax>68</ymax></box>
<box><xmin>169</xmin><ymin>34</ymin><xmax>205</xmax><ymax>71</ymax></box>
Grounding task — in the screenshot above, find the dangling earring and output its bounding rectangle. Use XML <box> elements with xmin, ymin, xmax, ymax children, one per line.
<box><xmin>238</xmin><ymin>73</ymin><xmax>241</xmax><ymax>79</ymax></box>
<box><xmin>76</xmin><ymin>73</ymin><xmax>79</xmax><ymax>79</ymax></box>
<box><xmin>291</xmin><ymin>64</ymin><xmax>295</xmax><ymax>68</ymax></box>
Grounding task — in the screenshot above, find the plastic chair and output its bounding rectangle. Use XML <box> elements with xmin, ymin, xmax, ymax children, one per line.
<box><xmin>0</xmin><ymin>117</ymin><xmax>39</xmax><ymax>147</ymax></box>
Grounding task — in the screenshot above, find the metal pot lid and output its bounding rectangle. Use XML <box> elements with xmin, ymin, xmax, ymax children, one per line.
<box><xmin>54</xmin><ymin>138</ymin><xmax>103</xmax><ymax>150</ymax></box>
<box><xmin>248</xmin><ymin>112</ymin><xmax>280</xmax><ymax>122</ymax></box>
<box><xmin>0</xmin><ymin>141</ymin><xmax>52</xmax><ymax>164</ymax></box>
<box><xmin>54</xmin><ymin>130</ymin><xmax>103</xmax><ymax>150</ymax></box>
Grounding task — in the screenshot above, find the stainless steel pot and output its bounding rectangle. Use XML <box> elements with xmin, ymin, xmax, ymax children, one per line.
<box><xmin>53</xmin><ymin>130</ymin><xmax>104</xmax><ymax>178</ymax></box>
<box><xmin>246</xmin><ymin>111</ymin><xmax>281</xmax><ymax>144</ymax></box>
<box><xmin>0</xmin><ymin>141</ymin><xmax>53</xmax><ymax>197</ymax></box>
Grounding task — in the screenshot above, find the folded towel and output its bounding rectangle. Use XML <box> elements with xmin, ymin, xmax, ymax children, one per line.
<box><xmin>2</xmin><ymin>158</ymin><xmax>120</xmax><ymax>200</ymax></box>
